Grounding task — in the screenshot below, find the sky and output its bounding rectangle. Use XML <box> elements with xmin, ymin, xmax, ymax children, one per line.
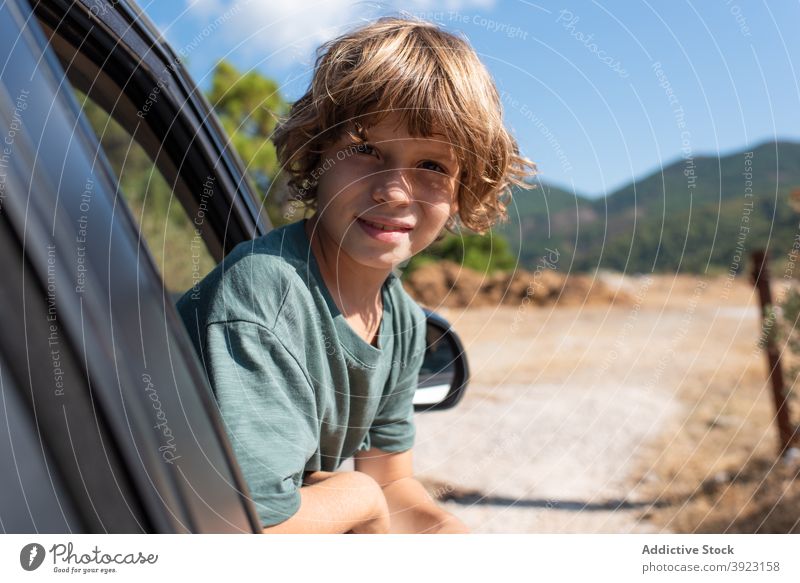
<box><xmin>140</xmin><ymin>0</ymin><xmax>800</xmax><ymax>198</ymax></box>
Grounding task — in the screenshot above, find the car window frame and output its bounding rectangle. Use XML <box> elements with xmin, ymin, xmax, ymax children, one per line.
<box><xmin>32</xmin><ymin>0</ymin><xmax>271</xmax><ymax>262</ymax></box>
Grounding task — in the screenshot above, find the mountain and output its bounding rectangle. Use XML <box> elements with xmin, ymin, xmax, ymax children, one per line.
<box><xmin>499</xmin><ymin>141</ymin><xmax>800</xmax><ymax>273</ymax></box>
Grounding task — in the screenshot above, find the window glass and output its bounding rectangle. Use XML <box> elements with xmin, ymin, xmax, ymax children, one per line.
<box><xmin>74</xmin><ymin>90</ymin><xmax>216</xmax><ymax>294</ymax></box>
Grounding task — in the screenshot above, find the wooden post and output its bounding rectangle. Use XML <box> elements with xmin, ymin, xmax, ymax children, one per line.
<box><xmin>750</xmin><ymin>250</ymin><xmax>797</xmax><ymax>455</ymax></box>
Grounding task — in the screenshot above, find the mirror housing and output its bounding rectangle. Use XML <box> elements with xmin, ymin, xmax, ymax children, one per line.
<box><xmin>414</xmin><ymin>309</ymin><xmax>470</xmax><ymax>412</ymax></box>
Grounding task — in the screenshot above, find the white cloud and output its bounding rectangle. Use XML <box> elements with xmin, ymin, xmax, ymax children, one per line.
<box><xmin>183</xmin><ymin>0</ymin><xmax>497</xmax><ymax>67</ymax></box>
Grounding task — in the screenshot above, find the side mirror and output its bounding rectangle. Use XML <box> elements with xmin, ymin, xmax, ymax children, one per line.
<box><xmin>414</xmin><ymin>309</ymin><xmax>470</xmax><ymax>412</ymax></box>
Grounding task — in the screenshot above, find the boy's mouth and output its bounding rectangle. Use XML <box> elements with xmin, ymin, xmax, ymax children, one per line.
<box><xmin>356</xmin><ymin>217</ymin><xmax>414</xmax><ymax>241</ymax></box>
<box><xmin>356</xmin><ymin>217</ymin><xmax>414</xmax><ymax>232</ymax></box>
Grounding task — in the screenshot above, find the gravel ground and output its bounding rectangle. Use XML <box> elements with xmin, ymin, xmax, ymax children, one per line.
<box><xmin>410</xmin><ymin>274</ymin><xmax>760</xmax><ymax>533</ymax></box>
<box><xmin>413</xmin><ymin>382</ymin><xmax>677</xmax><ymax>533</ymax></box>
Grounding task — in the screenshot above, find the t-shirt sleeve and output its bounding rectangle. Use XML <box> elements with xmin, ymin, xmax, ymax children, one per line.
<box><xmin>203</xmin><ymin>320</ymin><xmax>319</xmax><ymax>528</ymax></box>
<box><xmin>364</xmin><ymin>306</ymin><xmax>427</xmax><ymax>453</ymax></box>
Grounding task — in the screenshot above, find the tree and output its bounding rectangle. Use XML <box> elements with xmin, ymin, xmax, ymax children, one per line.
<box><xmin>205</xmin><ymin>60</ymin><xmax>288</xmax><ymax>224</ymax></box>
<box><xmin>406</xmin><ymin>231</ymin><xmax>517</xmax><ymax>275</ymax></box>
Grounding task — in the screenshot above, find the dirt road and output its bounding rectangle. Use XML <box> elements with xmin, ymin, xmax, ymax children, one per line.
<box><xmin>413</xmin><ymin>274</ymin><xmax>764</xmax><ymax>533</ymax></box>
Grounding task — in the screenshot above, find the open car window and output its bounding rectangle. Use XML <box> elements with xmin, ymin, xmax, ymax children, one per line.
<box><xmin>73</xmin><ymin>90</ymin><xmax>216</xmax><ymax>294</ymax></box>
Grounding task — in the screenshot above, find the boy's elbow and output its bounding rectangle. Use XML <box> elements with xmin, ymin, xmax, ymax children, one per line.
<box><xmin>261</xmin><ymin>471</ymin><xmax>390</xmax><ymax>534</ymax></box>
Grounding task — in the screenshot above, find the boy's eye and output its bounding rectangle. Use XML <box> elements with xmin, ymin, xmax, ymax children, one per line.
<box><xmin>419</xmin><ymin>160</ymin><xmax>448</xmax><ymax>174</ymax></box>
<box><xmin>352</xmin><ymin>142</ymin><xmax>376</xmax><ymax>156</ymax></box>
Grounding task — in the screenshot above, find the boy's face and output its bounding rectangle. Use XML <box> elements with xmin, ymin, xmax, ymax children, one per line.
<box><xmin>311</xmin><ymin>112</ymin><xmax>460</xmax><ymax>272</ymax></box>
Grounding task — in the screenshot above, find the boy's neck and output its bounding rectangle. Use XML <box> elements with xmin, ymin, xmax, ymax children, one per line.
<box><xmin>304</xmin><ymin>217</ymin><xmax>389</xmax><ymax>323</ymax></box>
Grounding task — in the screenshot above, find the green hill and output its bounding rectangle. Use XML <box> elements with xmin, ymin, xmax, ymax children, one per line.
<box><xmin>501</xmin><ymin>141</ymin><xmax>800</xmax><ymax>273</ymax></box>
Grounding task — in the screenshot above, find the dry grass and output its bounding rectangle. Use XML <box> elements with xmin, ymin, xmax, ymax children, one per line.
<box><xmin>634</xmin><ymin>373</ymin><xmax>800</xmax><ymax>533</ymax></box>
<box><xmin>627</xmin><ymin>276</ymin><xmax>800</xmax><ymax>533</ymax></box>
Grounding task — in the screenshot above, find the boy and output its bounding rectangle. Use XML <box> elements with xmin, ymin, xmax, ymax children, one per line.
<box><xmin>177</xmin><ymin>16</ymin><xmax>534</xmax><ymax>533</ymax></box>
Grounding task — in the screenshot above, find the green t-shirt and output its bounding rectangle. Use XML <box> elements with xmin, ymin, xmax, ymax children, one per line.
<box><xmin>176</xmin><ymin>218</ymin><xmax>426</xmax><ymax>527</ymax></box>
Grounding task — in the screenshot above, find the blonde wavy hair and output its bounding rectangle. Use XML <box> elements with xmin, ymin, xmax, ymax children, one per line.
<box><xmin>271</xmin><ymin>16</ymin><xmax>536</xmax><ymax>233</ymax></box>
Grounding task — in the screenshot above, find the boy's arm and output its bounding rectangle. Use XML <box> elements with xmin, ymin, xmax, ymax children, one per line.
<box><xmin>261</xmin><ymin>471</ymin><xmax>389</xmax><ymax>534</ymax></box>
<box><xmin>354</xmin><ymin>447</ymin><xmax>470</xmax><ymax>534</ymax></box>
<box><xmin>198</xmin><ymin>321</ymin><xmax>383</xmax><ymax>533</ymax></box>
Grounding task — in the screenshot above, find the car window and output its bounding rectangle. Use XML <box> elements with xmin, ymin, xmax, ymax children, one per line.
<box><xmin>73</xmin><ymin>90</ymin><xmax>216</xmax><ymax>295</ymax></box>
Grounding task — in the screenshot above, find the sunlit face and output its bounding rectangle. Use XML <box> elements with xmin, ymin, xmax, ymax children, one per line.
<box><xmin>309</xmin><ymin>112</ymin><xmax>460</xmax><ymax>272</ymax></box>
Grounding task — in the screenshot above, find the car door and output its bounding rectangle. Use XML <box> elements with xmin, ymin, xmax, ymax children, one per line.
<box><xmin>1</xmin><ymin>0</ymin><xmax>261</xmax><ymax>533</ymax></box>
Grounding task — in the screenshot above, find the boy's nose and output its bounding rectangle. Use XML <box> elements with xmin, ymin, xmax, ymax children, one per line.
<box><xmin>371</xmin><ymin>169</ymin><xmax>413</xmax><ymax>206</ymax></box>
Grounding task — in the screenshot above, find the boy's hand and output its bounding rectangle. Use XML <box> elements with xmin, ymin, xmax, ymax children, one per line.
<box><xmin>354</xmin><ymin>448</ymin><xmax>470</xmax><ymax>534</ymax></box>
<box><xmin>301</xmin><ymin>469</ymin><xmax>468</xmax><ymax>533</ymax></box>
<box><xmin>424</xmin><ymin>515</ymin><xmax>471</xmax><ymax>534</ymax></box>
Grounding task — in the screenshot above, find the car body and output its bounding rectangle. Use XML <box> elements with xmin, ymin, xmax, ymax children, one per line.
<box><xmin>0</xmin><ymin>0</ymin><xmax>468</xmax><ymax>534</ymax></box>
